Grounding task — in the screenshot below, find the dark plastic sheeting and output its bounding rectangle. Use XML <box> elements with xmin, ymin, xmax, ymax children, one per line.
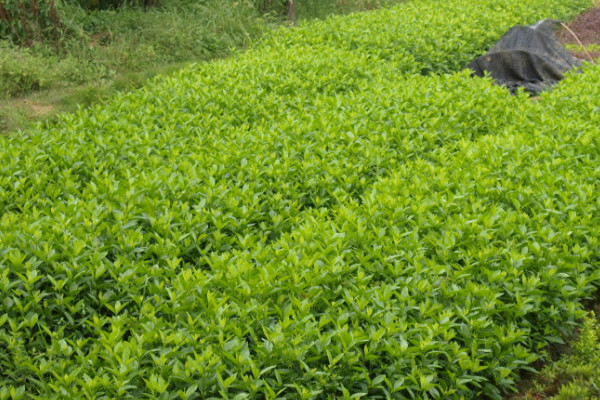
<box><xmin>467</xmin><ymin>19</ymin><xmax>582</xmax><ymax>94</ymax></box>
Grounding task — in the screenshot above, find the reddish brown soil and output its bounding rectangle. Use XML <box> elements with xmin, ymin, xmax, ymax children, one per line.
<box><xmin>558</xmin><ymin>5</ymin><xmax>600</xmax><ymax>60</ymax></box>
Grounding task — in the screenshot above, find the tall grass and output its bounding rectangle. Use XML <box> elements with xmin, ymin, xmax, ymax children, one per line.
<box><xmin>0</xmin><ymin>0</ymin><xmax>271</xmax><ymax>99</ymax></box>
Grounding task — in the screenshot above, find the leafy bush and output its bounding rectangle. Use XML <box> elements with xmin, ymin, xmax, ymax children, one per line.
<box><xmin>1</xmin><ymin>0</ymin><xmax>599</xmax><ymax>399</ymax></box>
<box><xmin>0</xmin><ymin>0</ymin><xmax>62</xmax><ymax>45</ymax></box>
<box><xmin>259</xmin><ymin>0</ymin><xmax>592</xmax><ymax>73</ymax></box>
<box><xmin>0</xmin><ymin>41</ymin><xmax>110</xmax><ymax>98</ymax></box>
<box><xmin>0</xmin><ymin>41</ymin><xmax>51</xmax><ymax>95</ymax></box>
<box><xmin>515</xmin><ymin>312</ymin><xmax>600</xmax><ymax>399</ymax></box>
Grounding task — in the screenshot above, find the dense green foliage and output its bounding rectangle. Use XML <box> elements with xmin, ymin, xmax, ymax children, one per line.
<box><xmin>515</xmin><ymin>311</ymin><xmax>600</xmax><ymax>399</ymax></box>
<box><xmin>0</xmin><ymin>0</ymin><xmax>404</xmax><ymax>134</ymax></box>
<box><xmin>0</xmin><ymin>0</ymin><xmax>398</xmax><ymax>106</ymax></box>
<box><xmin>0</xmin><ymin>40</ymin><xmax>100</xmax><ymax>96</ymax></box>
<box><xmin>0</xmin><ymin>0</ymin><xmax>270</xmax><ymax>100</ymax></box>
<box><xmin>0</xmin><ymin>0</ymin><xmax>62</xmax><ymax>45</ymax></box>
<box><xmin>259</xmin><ymin>0</ymin><xmax>592</xmax><ymax>73</ymax></box>
<box><xmin>253</xmin><ymin>0</ymin><xmax>386</xmax><ymax>20</ymax></box>
<box><xmin>72</xmin><ymin>0</ymin><xmax>153</xmax><ymax>10</ymax></box>
<box><xmin>1</xmin><ymin>0</ymin><xmax>599</xmax><ymax>399</ymax></box>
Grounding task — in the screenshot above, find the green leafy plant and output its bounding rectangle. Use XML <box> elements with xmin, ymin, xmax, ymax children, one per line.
<box><xmin>0</xmin><ymin>41</ymin><xmax>51</xmax><ymax>95</ymax></box>
<box><xmin>513</xmin><ymin>312</ymin><xmax>600</xmax><ymax>399</ymax></box>
<box><xmin>565</xmin><ymin>43</ymin><xmax>600</xmax><ymax>53</ymax></box>
<box><xmin>0</xmin><ymin>0</ymin><xmax>599</xmax><ymax>399</ymax></box>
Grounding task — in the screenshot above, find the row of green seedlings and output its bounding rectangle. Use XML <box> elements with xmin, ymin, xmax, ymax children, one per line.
<box><xmin>1</xmin><ymin>0</ymin><xmax>599</xmax><ymax>397</ymax></box>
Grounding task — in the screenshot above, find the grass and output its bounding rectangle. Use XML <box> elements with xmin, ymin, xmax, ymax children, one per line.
<box><xmin>565</xmin><ymin>43</ymin><xmax>600</xmax><ymax>52</ymax></box>
<box><xmin>0</xmin><ymin>62</ymin><xmax>187</xmax><ymax>133</ymax></box>
<box><xmin>0</xmin><ymin>0</ymin><xmax>271</xmax><ymax>133</ymax></box>
<box><xmin>0</xmin><ymin>0</ymin><xmax>405</xmax><ymax>134</ymax></box>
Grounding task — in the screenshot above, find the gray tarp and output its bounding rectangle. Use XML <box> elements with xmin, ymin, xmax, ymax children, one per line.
<box><xmin>467</xmin><ymin>19</ymin><xmax>582</xmax><ymax>94</ymax></box>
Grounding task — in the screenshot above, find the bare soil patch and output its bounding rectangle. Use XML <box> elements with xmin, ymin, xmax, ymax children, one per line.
<box><xmin>558</xmin><ymin>5</ymin><xmax>600</xmax><ymax>60</ymax></box>
<box><xmin>29</xmin><ymin>104</ymin><xmax>55</xmax><ymax>116</ymax></box>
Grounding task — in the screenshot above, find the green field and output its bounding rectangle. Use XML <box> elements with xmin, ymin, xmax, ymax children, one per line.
<box><xmin>1</xmin><ymin>0</ymin><xmax>599</xmax><ymax>398</ymax></box>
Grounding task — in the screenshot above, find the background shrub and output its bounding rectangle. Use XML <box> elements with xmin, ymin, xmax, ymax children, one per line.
<box><xmin>69</xmin><ymin>0</ymin><xmax>155</xmax><ymax>10</ymax></box>
<box><xmin>0</xmin><ymin>40</ymin><xmax>109</xmax><ymax>98</ymax></box>
<box><xmin>0</xmin><ymin>41</ymin><xmax>52</xmax><ymax>95</ymax></box>
<box><xmin>0</xmin><ymin>0</ymin><xmax>62</xmax><ymax>45</ymax></box>
<box><xmin>253</xmin><ymin>0</ymin><xmax>389</xmax><ymax>20</ymax></box>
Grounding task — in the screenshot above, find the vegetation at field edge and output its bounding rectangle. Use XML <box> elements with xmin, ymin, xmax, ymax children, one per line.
<box><xmin>510</xmin><ymin>308</ymin><xmax>600</xmax><ymax>400</ymax></box>
<box><xmin>1</xmin><ymin>0</ymin><xmax>600</xmax><ymax>399</ymax></box>
<box><xmin>0</xmin><ymin>0</ymin><xmax>401</xmax><ymax>133</ymax></box>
